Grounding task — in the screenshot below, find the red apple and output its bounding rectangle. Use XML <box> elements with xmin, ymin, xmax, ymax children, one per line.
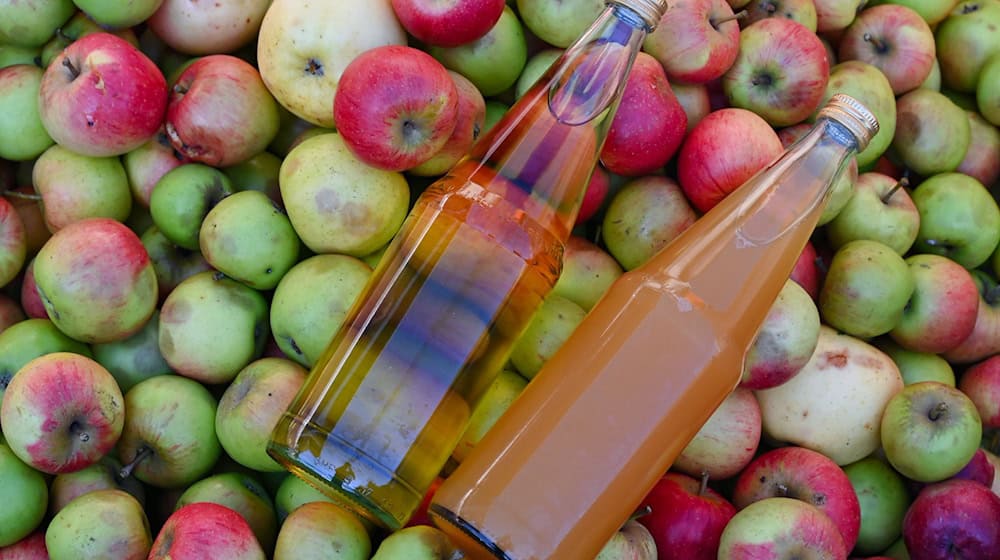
<box><xmin>950</xmin><ymin>448</ymin><xmax>997</xmax><ymax>488</ymax></box>
<box><xmin>958</xmin><ymin>355</ymin><xmax>1000</xmax><ymax>429</ymax></box>
<box><xmin>671</xmin><ymin>81</ymin><xmax>712</xmax><ymax>133</ymax></box>
<box><xmin>902</xmin><ymin>478</ymin><xmax>1000</xmax><ymax>559</ymax></box>
<box><xmin>147</xmin><ymin>0</ymin><xmax>271</xmax><ymax>55</ymax></box>
<box><xmin>642</xmin><ymin>0</ymin><xmax>742</xmax><ymax>85</ymax></box>
<box><xmin>790</xmin><ymin>240</ymin><xmax>820</xmax><ymax>300</ymax></box>
<box><xmin>718</xmin><ymin>497</ymin><xmax>848</xmax><ymax>559</ymax></box>
<box><xmin>333</xmin><ymin>45</ymin><xmax>459</xmax><ymax>172</ymax></box>
<box><xmin>391</xmin><ymin>0</ymin><xmax>506</xmax><ymax>47</ymax></box>
<box><xmin>600</xmin><ymin>52</ymin><xmax>688</xmax><ymax>177</ymax></box>
<box><xmin>956</xmin><ymin>110</ymin><xmax>1000</xmax><ymax>187</ymax></box>
<box><xmin>149</xmin><ymin>502</ymin><xmax>265</xmax><ymax>560</ymax></box>
<box><xmin>0</xmin><ymin>530</ymin><xmax>48</xmax><ymax>559</ymax></box>
<box><xmin>17</xmin><ymin>259</ymin><xmax>46</xmax><ymax>320</ymax></box>
<box><xmin>576</xmin><ymin>165</ymin><xmax>611</xmax><ymax>226</ymax></box>
<box><xmin>943</xmin><ymin>270</ymin><xmax>1000</xmax><ymax>364</ymax></box>
<box><xmin>889</xmin><ymin>253</ymin><xmax>980</xmax><ymax>354</ymax></box>
<box><xmin>813</xmin><ymin>0</ymin><xmax>864</xmax><ymax>32</ymax></box>
<box><xmin>38</xmin><ymin>32</ymin><xmax>167</xmax><ymax>158</ymax></box>
<box><xmin>733</xmin><ymin>446</ymin><xmax>862</xmax><ymax>551</ymax></box>
<box><xmin>676</xmin><ymin>107</ymin><xmax>784</xmax><ymax>212</ymax></box>
<box><xmin>838</xmin><ymin>4</ymin><xmax>936</xmax><ymax>95</ymax></box>
<box><xmin>409</xmin><ymin>70</ymin><xmax>487</xmax><ymax>177</ymax></box>
<box><xmin>166</xmin><ymin>55</ymin><xmax>280</xmax><ymax>167</ymax></box>
<box><xmin>637</xmin><ymin>472</ymin><xmax>737</xmax><ymax>560</ymax></box>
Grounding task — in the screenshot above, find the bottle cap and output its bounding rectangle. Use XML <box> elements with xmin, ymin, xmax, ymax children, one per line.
<box><xmin>609</xmin><ymin>0</ymin><xmax>669</xmax><ymax>29</ymax></box>
<box><xmin>817</xmin><ymin>93</ymin><xmax>880</xmax><ymax>152</ymax></box>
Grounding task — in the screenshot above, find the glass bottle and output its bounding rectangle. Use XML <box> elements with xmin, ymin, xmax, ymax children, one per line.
<box><xmin>267</xmin><ymin>0</ymin><xmax>669</xmax><ymax>532</ymax></box>
<box><xmin>428</xmin><ymin>94</ymin><xmax>880</xmax><ymax>560</ymax></box>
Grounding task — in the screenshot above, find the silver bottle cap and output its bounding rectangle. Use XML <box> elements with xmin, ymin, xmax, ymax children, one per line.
<box><xmin>817</xmin><ymin>93</ymin><xmax>880</xmax><ymax>152</ymax></box>
<box><xmin>608</xmin><ymin>0</ymin><xmax>669</xmax><ymax>30</ymax></box>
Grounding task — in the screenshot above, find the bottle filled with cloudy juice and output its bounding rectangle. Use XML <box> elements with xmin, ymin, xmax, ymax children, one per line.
<box><xmin>267</xmin><ymin>0</ymin><xmax>669</xmax><ymax>531</ymax></box>
<box><xmin>428</xmin><ymin>94</ymin><xmax>880</xmax><ymax>560</ymax></box>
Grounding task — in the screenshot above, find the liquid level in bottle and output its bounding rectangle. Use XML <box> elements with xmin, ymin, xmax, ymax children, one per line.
<box><xmin>429</xmin><ymin>171</ymin><xmax>823</xmax><ymax>559</ymax></box>
<box><xmin>268</xmin><ymin>160</ymin><xmax>563</xmax><ymax>530</ymax></box>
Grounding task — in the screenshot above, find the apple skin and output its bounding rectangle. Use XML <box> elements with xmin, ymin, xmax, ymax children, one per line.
<box><xmin>594</xmin><ymin>520</ymin><xmax>657</xmax><ymax>560</ymax></box>
<box><xmin>410</xmin><ymin>71</ymin><xmax>487</xmax><ymax>178</ymax></box>
<box><xmin>149</xmin><ymin>502</ymin><xmax>266</xmax><ymax>560</ymax></box>
<box><xmin>743</xmin><ymin>0</ymin><xmax>819</xmax><ymax>30</ymax></box>
<box><xmin>18</xmin><ymin>260</ymin><xmax>47</xmax><ymax>320</ymax></box>
<box><xmin>825</xmin><ymin>172</ymin><xmax>919</xmax><ymax>256</ymax></box>
<box><xmin>38</xmin><ymin>32</ymin><xmax>166</xmax><ymax>158</ymax></box>
<box><xmin>0</xmin><ymin>293</ymin><xmax>24</xmax><ymax>333</ymax></box>
<box><xmin>0</xmin><ymin>352</ymin><xmax>124</xmax><ymax>475</ymax></box>
<box><xmin>148</xmin><ymin>163</ymin><xmax>236</xmax><ymax>252</ymax></box>
<box><xmin>944</xmin><ymin>270</ymin><xmax>1000</xmax><ymax>364</ymax></box>
<box><xmin>891</xmin><ymin>88</ymin><xmax>971</xmax><ymax>177</ymax></box>
<box><xmin>0</xmin><ymin>529</ymin><xmax>48</xmax><ymax>558</ymax></box>
<box><xmin>123</xmin><ymin>129</ymin><xmax>186</xmax><ymax>208</ymax></box>
<box><xmin>676</xmin><ymin>107</ymin><xmax>785</xmax><ymax>213</ymax></box>
<box><xmin>550</xmin><ymin>235</ymin><xmax>623</xmax><ymax>311</ymax></box>
<box><xmin>819</xmin><ymin>60</ymin><xmax>898</xmax><ymax>168</ymax></box>
<box><xmin>951</xmin><ymin>448</ymin><xmax>997</xmax><ymax>488</ymax></box>
<box><xmin>717</xmin><ymin>497</ymin><xmax>848</xmax><ymax>559</ymax></box>
<box><xmin>0</xmin><ymin>194</ymin><xmax>26</xmax><ymax>290</ymax></box>
<box><xmin>0</xmin><ymin>64</ymin><xmax>54</xmax><ymax>161</ymax></box>
<box><xmin>147</xmin><ymin>0</ymin><xmax>271</xmax><ymax>55</ymax></box>
<box><xmin>978</xmin><ymin>52</ymin><xmax>1000</xmax><ymax>126</ymax></box>
<box><xmin>515</xmin><ymin>0</ymin><xmax>605</xmax><ymax>48</ymax></box>
<box><xmin>510</xmin><ymin>294</ymin><xmax>587</xmax><ymax>379</ymax></box>
<box><xmin>889</xmin><ymin>253</ymin><xmax>979</xmax><ymax>354</ymax></box>
<box><xmin>838</xmin><ymin>4</ymin><xmax>936</xmax><ymax>95</ymax></box>
<box><xmin>881</xmin><ymin>381</ymin><xmax>983</xmax><ymax>482</ymax></box>
<box><xmin>813</xmin><ymin>0</ymin><xmax>864</xmax><ymax>32</ymax></box>
<box><xmin>843</xmin><ymin>456</ymin><xmax>912</xmax><ymax>556</ymax></box>
<box><xmin>370</xmin><ymin>525</ymin><xmax>461</xmax><ymax>560</ymax></box>
<box><xmin>956</xmin><ymin>111</ymin><xmax>1000</xmax><ymax>187</ymax></box>
<box><xmin>174</xmin><ymin>472</ymin><xmax>278</xmax><ymax>555</ymax></box>
<box><xmin>140</xmin><ymin>225</ymin><xmax>213</xmax><ymax>304</ymax></box>
<box><xmin>31</xmin><ymin>143</ymin><xmax>132</xmax><ymax>232</ymax></box>
<box><xmin>452</xmin><ymin>368</ymin><xmax>527</xmax><ymax>464</ymax></box>
<box><xmin>636</xmin><ymin>472</ymin><xmax>736</xmax><ymax>560</ymax></box>
<box><xmin>958</xmin><ymin>355</ymin><xmax>1000</xmax><ymax>429</ymax></box>
<box><xmin>0</xmin><ymin>318</ymin><xmax>92</xmax><ymax>406</ymax></box>
<box><xmin>934</xmin><ymin>0</ymin><xmax>1000</xmax><ymax>93</ymax></box>
<box><xmin>0</xmin><ymin>443</ymin><xmax>48</xmax><ymax>548</ymax></box>
<box><xmin>643</xmin><ymin>0</ymin><xmax>741</xmax><ymax>85</ymax></box>
<box><xmin>777</xmin><ymin>123</ymin><xmax>858</xmax><ymax>227</ymax></box>
<box><xmin>600</xmin><ymin>52</ymin><xmax>687</xmax><ymax>177</ymax></box>
<box><xmin>73</xmin><ymin>0</ymin><xmax>164</xmax><ymax>29</ymax></box>
<box><xmin>723</xmin><ymin>17</ymin><xmax>830</xmax><ymax>127</ymax></box>
<box><xmin>166</xmin><ymin>54</ymin><xmax>280</xmax><ymax>168</ymax></box>
<box><xmin>45</xmin><ymin>489</ymin><xmax>151</xmax><ymax>560</ymax></box>
<box><xmin>273</xmin><ymin>501</ymin><xmax>372</xmax><ymax>560</ymax></box>
<box><xmin>875</xmin><ymin>337</ymin><xmax>956</xmax><ymax>386</ymax></box>
<box><xmin>672</xmin><ymin>386</ymin><xmax>762</xmax><ymax>481</ymax></box>
<box><xmin>911</xmin><ymin>172</ymin><xmax>1000</xmax><ymax>270</ymax></box>
<box><xmin>740</xmin><ymin>279</ymin><xmax>821</xmax><ymax>391</ymax></box>
<box><xmin>0</xmin><ymin>0</ymin><xmax>75</xmax><ymax>48</ymax></box>
<box><xmin>391</xmin><ymin>0</ymin><xmax>506</xmax><ymax>47</ymax></box>
<box><xmin>789</xmin><ymin>241</ymin><xmax>820</xmax><ymax>300</ymax></box>
<box><xmin>427</xmin><ymin>5</ymin><xmax>528</xmax><ymax>96</ymax></box>
<box><xmin>575</xmin><ymin>164</ymin><xmax>611</xmax><ymax>226</ymax></box>
<box><xmin>902</xmin><ymin>478</ymin><xmax>1000</xmax><ymax>559</ymax></box>
<box><xmin>49</xmin><ymin>455</ymin><xmax>146</xmax><ymax>515</ymax></box>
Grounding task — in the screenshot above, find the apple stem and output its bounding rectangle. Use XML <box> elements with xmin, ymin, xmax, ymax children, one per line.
<box><xmin>627</xmin><ymin>504</ymin><xmax>653</xmax><ymax>523</ymax></box>
<box><xmin>119</xmin><ymin>446</ymin><xmax>153</xmax><ymax>480</ymax></box>
<box><xmin>928</xmin><ymin>401</ymin><xmax>948</xmax><ymax>422</ymax></box>
<box><xmin>62</xmin><ymin>57</ymin><xmax>80</xmax><ymax>80</ymax></box>
<box><xmin>699</xmin><ymin>470</ymin><xmax>711</xmax><ymax>496</ymax></box>
<box><xmin>776</xmin><ymin>482</ymin><xmax>790</xmax><ymax>497</ymax></box>
<box><xmin>880</xmin><ymin>176</ymin><xmax>910</xmax><ymax>204</ymax></box>
<box><xmin>172</xmin><ymin>83</ymin><xmax>188</xmax><ymax>95</ymax></box>
<box><xmin>1</xmin><ymin>190</ymin><xmax>42</xmax><ymax>201</ymax></box>
<box><xmin>710</xmin><ymin>10</ymin><xmax>748</xmax><ymax>28</ymax></box>
<box><xmin>862</xmin><ymin>33</ymin><xmax>889</xmax><ymax>54</ymax></box>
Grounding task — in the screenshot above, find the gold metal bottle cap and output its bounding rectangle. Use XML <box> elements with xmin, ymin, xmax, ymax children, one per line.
<box><xmin>817</xmin><ymin>93</ymin><xmax>880</xmax><ymax>152</ymax></box>
<box><xmin>608</xmin><ymin>0</ymin><xmax>669</xmax><ymax>30</ymax></box>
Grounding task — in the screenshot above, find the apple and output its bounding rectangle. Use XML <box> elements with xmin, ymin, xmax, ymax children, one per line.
<box><xmin>150</xmin><ymin>502</ymin><xmax>266</xmax><ymax>559</ymax></box>
<box><xmin>881</xmin><ymin>381</ymin><xmax>983</xmax><ymax>482</ymax></box>
<box><xmin>158</xmin><ymin>270</ymin><xmax>269</xmax><ymax>385</ymax></box>
<box><xmin>902</xmin><ymin>478</ymin><xmax>1000</xmax><ymax>558</ymax></box>
<box><xmin>18</xmin><ymin>259</ymin><xmax>46</xmax><ymax>319</ymax></box>
<box><xmin>892</xmin><ymin>88</ymin><xmax>971</xmax><ymax>177</ymax></box>
<box><xmin>1</xmin><ymin>352</ymin><xmax>124</xmax><ymax>474</ymax></box>
<box><xmin>755</xmin><ymin>325</ymin><xmax>905</xmax><ymax>466</ymax></box>
<box><xmin>451</xmin><ymin>368</ymin><xmax>528</xmax><ymax>464</ymax></box>
<box><xmin>174</xmin><ymin>472</ymin><xmax>278</xmax><ymax>554</ymax></box>
<box><xmin>911</xmin><ymin>172</ymin><xmax>1000</xmax><ymax>269</ymax></box>
<box><xmin>825</xmin><ymin>173</ymin><xmax>919</xmax><ymax>255</ymax></box>
<box><xmin>934</xmin><ymin>0</ymin><xmax>1000</xmax><ymax>93</ymax></box>
<box><xmin>600</xmin><ymin>52</ymin><xmax>687</xmax><ymax>177</ymax></box>
<box><xmin>0</xmin><ymin>530</ymin><xmax>48</xmax><ymax>558</ymax></box>
<box><xmin>977</xmin><ymin>52</ymin><xmax>1000</xmax><ymax>125</ymax></box>
<box><xmin>148</xmin><ymin>163</ymin><xmax>235</xmax><ymax>251</ymax></box>
<box><xmin>0</xmin><ymin>293</ymin><xmax>23</xmax><ymax>333</ymax></box>
<box><xmin>140</xmin><ymin>225</ymin><xmax>213</xmax><ymax>302</ymax></box>
<box><xmin>601</xmin><ymin>175</ymin><xmax>697</xmax><ymax>271</ymax></box>
<box><xmin>91</xmin><ymin>309</ymin><xmax>172</xmax><ymax>393</ymax></box>
<box><xmin>516</xmin><ymin>0</ymin><xmax>604</xmax><ymax>48</ymax></box>
<box><xmin>875</xmin><ymin>337</ymin><xmax>956</xmax><ymax>386</ymax></box>
<box><xmin>273</xmin><ymin>473</ymin><xmax>338</xmax><ymax>522</ymax></box>
<box><xmin>38</xmin><ymin>32</ymin><xmax>166</xmax><ymax>158</ymax></box>
<box><xmin>958</xmin><ymin>355</ymin><xmax>1000</xmax><ymax>429</ymax></box>
<box><xmin>951</xmin><ymin>448</ymin><xmax>997</xmax><ymax>487</ymax></box>
<box><xmin>718</xmin><ymin>497</ymin><xmax>848</xmax><ymax>559</ymax></box>
<box><xmin>550</xmin><ymin>235</ymin><xmax>624</xmax><ymax>311</ymax></box>
<box><xmin>37</xmin><ymin>10</ymin><xmax>141</xmax><ymax>67</ymax></box>
<box><xmin>956</xmin><ymin>111</ymin><xmax>1000</xmax><ymax>186</ymax></box>
<box><xmin>670</xmin><ymin>81</ymin><xmax>712</xmax><ymax>134</ymax></box>
<box><xmin>723</xmin><ymin>18</ymin><xmax>829</xmax><ymax>127</ymax></box>
<box><xmin>7</xmin><ymin>185</ymin><xmax>52</xmax><ymax>256</ymax></box>
<box><xmin>122</xmin><ymin>129</ymin><xmax>186</xmax><ymax>208</ymax></box>
<box><xmin>223</xmin><ymin>151</ymin><xmax>283</xmax><ymax>204</ymax></box>
<box><xmin>32</xmin><ymin>217</ymin><xmax>157</xmax><ymax>343</ymax></box>
<box><xmin>635</xmin><ymin>472</ymin><xmax>736</xmax><ymax>560</ymax></box>
<box><xmin>733</xmin><ymin>446</ymin><xmax>862</xmax><ymax>549</ymax></box>
<box><xmin>0</xmin><ymin>195</ymin><xmax>25</xmax><ymax>290</ymax></box>
<box><xmin>820</xmin><ymin>60</ymin><xmax>898</xmax><ymax>168</ymax></box>
<box><xmin>677</xmin><ymin>107</ymin><xmax>785</xmax><ymax>212</ymax></box>
<box><xmin>0</xmin><ymin>442</ymin><xmax>48</xmax><ymax>547</ymax></box>
<box><xmin>49</xmin><ymin>455</ymin><xmax>146</xmax><ymax>514</ymax></box>
<box><xmin>166</xmin><ymin>54</ymin><xmax>280</xmax><ymax>167</ymax></box>
<box><xmin>216</xmin><ymin>357</ymin><xmax>308</xmax><ymax>472</ymax></box>
<box><xmin>813</xmin><ymin>0</ymin><xmax>864</xmax><ymax>32</ymax></box>
<box><xmin>672</xmin><ymin>387</ymin><xmax>761</xmax><ymax>480</ymax></box>
<box><xmin>575</xmin><ymin>164</ymin><xmax>611</xmax><ymax>225</ymax></box>
<box><xmin>515</xmin><ymin>48</ymin><xmax>562</xmax><ymax>100</ymax></box>
<box><xmin>279</xmin><ymin>132</ymin><xmax>410</xmax><ymax>257</ymax></box>
<box><xmin>427</xmin><ymin>5</ymin><xmax>527</xmax><ymax>96</ymax></box>
<box><xmin>740</xmin><ymin>279</ymin><xmax>821</xmax><ymax>390</ymax></box>
<box><xmin>790</xmin><ymin>240</ymin><xmax>821</xmax><ymax>300</ymax></box>
<box><xmin>31</xmin><ymin>143</ymin><xmax>132</xmax><ymax>231</ymax></box>
<box><xmin>743</xmin><ymin>0</ymin><xmax>818</xmax><ymax>30</ymax></box>
<box><xmin>147</xmin><ymin>0</ymin><xmax>271</xmax><ymax>55</ymax></box>
<box><xmin>596</xmin><ymin>520</ymin><xmax>657</xmax><ymax>560</ymax></box>
<box><xmin>392</xmin><ymin>0</ymin><xmax>505</xmax><ymax>47</ymax></box>
<box><xmin>838</xmin><ymin>4</ymin><xmax>936</xmax><ymax>95</ymax></box>
<box><xmin>410</xmin><ymin>71</ymin><xmax>487</xmax><ymax>178</ymax></box>
<box><xmin>510</xmin><ymin>294</ymin><xmax>587</xmax><ymax>379</ymax></box>
<box><xmin>642</xmin><ymin>0</ymin><xmax>742</xmax><ymax>85</ymax></box>
<box><xmin>370</xmin><ymin>525</ymin><xmax>461</xmax><ymax>560</ymax></box>
<box><xmin>0</xmin><ymin>43</ymin><xmax>41</xmax><ymax>69</ymax></box>
<box><xmin>0</xmin><ymin>318</ymin><xmax>92</xmax><ymax>405</ymax></box>
<box><xmin>73</xmin><ymin>0</ymin><xmax>164</xmax><ymax>28</ymax></box>
<box><xmin>45</xmin><ymin>489</ymin><xmax>151</xmax><ymax>559</ymax></box>
<box><xmin>819</xmin><ymin>239</ymin><xmax>915</xmax><ymax>339</ymax></box>
<box><xmin>117</xmin><ymin>374</ymin><xmax>222</xmax><ymax>489</ymax></box>
<box><xmin>889</xmin><ymin>253</ymin><xmax>979</xmax><ymax>354</ymax></box>
<box><xmin>256</xmin><ymin>0</ymin><xmax>407</xmax><ymax>128</ymax></box>
<box><xmin>273</xmin><ymin>501</ymin><xmax>372</xmax><ymax>560</ymax></box>
<box><xmin>843</xmin><ymin>456</ymin><xmax>911</xmax><ymax>556</ymax></box>
<box><xmin>0</xmin><ymin>64</ymin><xmax>53</xmax><ymax>161</ymax></box>
<box><xmin>777</xmin><ymin>122</ymin><xmax>859</xmax><ymax>227</ymax></box>
<box><xmin>944</xmin><ymin>270</ymin><xmax>1000</xmax><ymax>364</ymax></box>
<box><xmin>0</xmin><ymin>1</ymin><xmax>74</xmax><ymax>46</ymax></box>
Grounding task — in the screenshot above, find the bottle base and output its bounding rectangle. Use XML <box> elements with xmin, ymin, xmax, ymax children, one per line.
<box><xmin>429</xmin><ymin>503</ymin><xmax>512</xmax><ymax>560</ymax></box>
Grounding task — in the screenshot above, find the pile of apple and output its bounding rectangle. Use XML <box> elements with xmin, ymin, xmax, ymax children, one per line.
<box><xmin>0</xmin><ymin>0</ymin><xmax>999</xmax><ymax>558</ymax></box>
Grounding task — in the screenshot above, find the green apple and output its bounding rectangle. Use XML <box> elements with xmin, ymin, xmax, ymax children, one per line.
<box><xmin>222</xmin><ymin>151</ymin><xmax>282</xmax><ymax>203</ymax></box>
<box><xmin>72</xmin><ymin>0</ymin><xmax>164</xmax><ymax>29</ymax></box>
<box><xmin>139</xmin><ymin>225</ymin><xmax>213</xmax><ymax>301</ymax></box>
<box><xmin>46</xmin><ymin>489</ymin><xmax>151</xmax><ymax>559</ymax></box>
<box><xmin>819</xmin><ymin>60</ymin><xmax>898</xmax><ymax>168</ymax></box>
<box><xmin>891</xmin><ymin>88</ymin><xmax>971</xmax><ymax>176</ymax></box>
<box><xmin>215</xmin><ymin>357</ymin><xmax>307</xmax><ymax>472</ymax></box>
<box><xmin>911</xmin><ymin>172</ymin><xmax>1000</xmax><ymax>269</ymax></box>
<box><xmin>273</xmin><ymin>501</ymin><xmax>372</xmax><ymax>560</ymax></box>
<box><xmin>516</xmin><ymin>0</ymin><xmax>604</xmax><ymax>48</ymax></box>
<box><xmin>273</xmin><ymin>473</ymin><xmax>337</xmax><ymax>523</ymax></box>
<box><xmin>149</xmin><ymin>163</ymin><xmax>235</xmax><ymax>251</ymax></box>
<box><xmin>91</xmin><ymin>309</ymin><xmax>172</xmax><ymax>393</ymax></box>
<box><xmin>269</xmin><ymin>254</ymin><xmax>372</xmax><ymax>368</ymax></box>
<box><xmin>509</xmin><ymin>293</ymin><xmax>586</xmax><ymax>379</ymax></box>
<box><xmin>957</xmin><ymin>110</ymin><xmax>1000</xmax><ymax>186</ymax></box>
<box><xmin>0</xmin><ymin>0</ymin><xmax>75</xmax><ymax>47</ymax></box>
<box><xmin>843</xmin><ymin>456</ymin><xmax>911</xmax><ymax>555</ymax></box>
<box><xmin>550</xmin><ymin>235</ymin><xmax>624</xmax><ymax>312</ymax></box>
<box><xmin>279</xmin><ymin>133</ymin><xmax>410</xmax><ymax>257</ymax></box>
<box><xmin>483</xmin><ymin>100</ymin><xmax>509</xmax><ymax>135</ymax></box>
<box><xmin>158</xmin><ymin>270</ymin><xmax>269</xmax><ymax>384</ymax></box>
<box><xmin>175</xmin><ymin>472</ymin><xmax>278</xmax><ymax>554</ymax></box>
<box><xmin>122</xmin><ymin>131</ymin><xmax>185</xmax><ymax>208</ymax></box>
<box><xmin>0</xmin><ymin>64</ymin><xmax>53</xmax><ymax>161</ymax></box>
<box><xmin>818</xmin><ymin>239</ymin><xmax>915</xmax><ymax>339</ymax></box>
<box><xmin>117</xmin><ymin>374</ymin><xmax>222</xmax><ymax>489</ymax></box>
<box><xmin>515</xmin><ymin>48</ymin><xmax>562</xmax><ymax>99</ymax></box>
<box><xmin>919</xmin><ymin>56</ymin><xmax>942</xmax><ymax>90</ymax></box>
<box><xmin>883</xmin><ymin>537</ymin><xmax>911</xmax><ymax>559</ymax></box>
<box><xmin>199</xmin><ymin>190</ymin><xmax>300</xmax><ymax>290</ymax></box>
<box><xmin>825</xmin><ymin>172</ymin><xmax>920</xmax><ymax>255</ymax></box>
<box><xmin>0</xmin><ymin>317</ymin><xmax>91</xmax><ymax>403</ymax></box>
<box><xmin>32</xmin><ymin>144</ymin><xmax>132</xmax><ymax>231</ymax></box>
<box><xmin>451</xmin><ymin>368</ymin><xmax>527</xmax><ymax>464</ymax></box>
<box><xmin>49</xmin><ymin>455</ymin><xmax>146</xmax><ymax>515</ymax></box>
<box><xmin>429</xmin><ymin>6</ymin><xmax>527</xmax><ymax>96</ymax></box>
<box><xmin>881</xmin><ymin>381</ymin><xmax>983</xmax><ymax>482</ymax></box>
<box><xmin>38</xmin><ymin>11</ymin><xmax>140</xmax><ymax>67</ymax></box>
<box><xmin>370</xmin><ymin>525</ymin><xmax>461</xmax><ymax>560</ymax></box>
<box><xmin>935</xmin><ymin>0</ymin><xmax>1000</xmax><ymax>93</ymax></box>
<box><xmin>0</xmin><ymin>44</ymin><xmax>41</xmax><ymax>69</ymax></box>
<box><xmin>0</xmin><ymin>442</ymin><xmax>47</xmax><ymax>547</ymax></box>
<box><xmin>977</xmin><ymin>52</ymin><xmax>1000</xmax><ymax>125</ymax></box>
<box><xmin>874</xmin><ymin>337</ymin><xmax>956</xmax><ymax>386</ymax></box>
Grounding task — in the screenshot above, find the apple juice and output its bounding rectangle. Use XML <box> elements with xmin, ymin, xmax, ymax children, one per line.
<box><xmin>267</xmin><ymin>0</ymin><xmax>669</xmax><ymax>531</ymax></box>
<box><xmin>429</xmin><ymin>95</ymin><xmax>880</xmax><ymax>559</ymax></box>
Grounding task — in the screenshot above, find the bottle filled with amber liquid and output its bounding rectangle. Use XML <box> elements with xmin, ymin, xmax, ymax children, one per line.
<box><xmin>428</xmin><ymin>94</ymin><xmax>880</xmax><ymax>560</ymax></box>
<box><xmin>267</xmin><ymin>0</ymin><xmax>669</xmax><ymax>532</ymax></box>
